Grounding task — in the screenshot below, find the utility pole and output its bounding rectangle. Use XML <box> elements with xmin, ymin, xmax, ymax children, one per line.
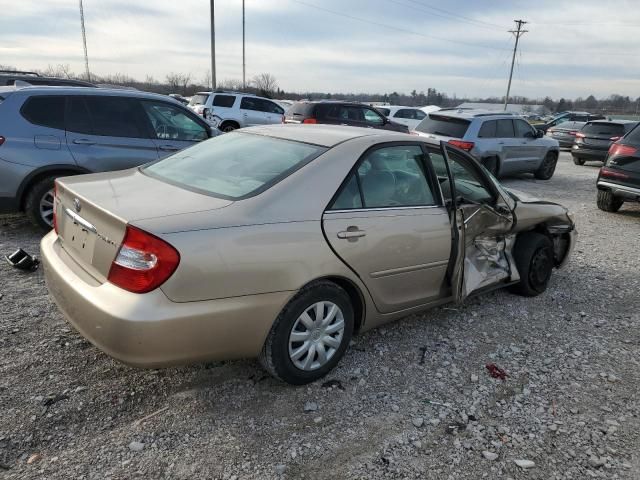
<box><xmin>210</xmin><ymin>0</ymin><xmax>216</xmax><ymax>90</ymax></box>
<box><xmin>504</xmin><ymin>19</ymin><xmax>527</xmax><ymax>111</ymax></box>
<box><xmin>79</xmin><ymin>0</ymin><xmax>90</xmax><ymax>81</ymax></box>
<box><xmin>242</xmin><ymin>0</ymin><xmax>246</xmax><ymax>90</ymax></box>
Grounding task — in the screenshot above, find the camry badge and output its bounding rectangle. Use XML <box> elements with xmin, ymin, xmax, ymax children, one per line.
<box><xmin>74</xmin><ymin>198</ymin><xmax>81</xmax><ymax>213</ymax></box>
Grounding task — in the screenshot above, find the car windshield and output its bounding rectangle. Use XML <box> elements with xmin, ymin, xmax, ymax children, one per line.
<box><xmin>188</xmin><ymin>93</ymin><xmax>209</xmax><ymax>106</ymax></box>
<box><xmin>143</xmin><ymin>132</ymin><xmax>326</xmax><ymax>199</ymax></box>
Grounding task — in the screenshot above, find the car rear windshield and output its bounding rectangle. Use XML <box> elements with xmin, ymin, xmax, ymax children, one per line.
<box><xmin>624</xmin><ymin>124</ymin><xmax>640</xmax><ymax>144</ymax></box>
<box><xmin>414</xmin><ymin>114</ymin><xmax>470</xmax><ymax>138</ymax></box>
<box><xmin>582</xmin><ymin>122</ymin><xmax>625</xmax><ymax>137</ymax></box>
<box><xmin>286</xmin><ymin>102</ymin><xmax>315</xmax><ymax>117</ymax></box>
<box><xmin>188</xmin><ymin>93</ymin><xmax>209</xmax><ymax>106</ymax></box>
<box><xmin>143</xmin><ymin>132</ymin><xmax>326</xmax><ymax>200</ymax></box>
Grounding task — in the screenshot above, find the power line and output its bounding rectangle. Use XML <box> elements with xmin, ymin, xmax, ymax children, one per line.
<box><xmin>504</xmin><ymin>19</ymin><xmax>527</xmax><ymax>110</ymax></box>
<box><xmin>289</xmin><ymin>0</ymin><xmax>510</xmax><ymax>52</ymax></box>
<box><xmin>403</xmin><ymin>0</ymin><xmax>505</xmax><ymax>29</ymax></box>
<box><xmin>384</xmin><ymin>0</ymin><xmax>501</xmax><ymax>31</ymax></box>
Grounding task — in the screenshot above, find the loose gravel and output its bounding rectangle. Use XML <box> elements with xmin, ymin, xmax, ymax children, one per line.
<box><xmin>1</xmin><ymin>152</ymin><xmax>639</xmax><ymax>479</ymax></box>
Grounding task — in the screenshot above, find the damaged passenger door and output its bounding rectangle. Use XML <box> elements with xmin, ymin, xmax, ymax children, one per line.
<box><xmin>429</xmin><ymin>143</ymin><xmax>517</xmax><ymax>303</ymax></box>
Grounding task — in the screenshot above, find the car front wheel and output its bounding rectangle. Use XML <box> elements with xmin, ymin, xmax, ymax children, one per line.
<box><xmin>509</xmin><ymin>233</ymin><xmax>554</xmax><ymax>297</ymax></box>
<box><xmin>597</xmin><ymin>190</ymin><xmax>623</xmax><ymax>212</ymax></box>
<box><xmin>534</xmin><ymin>152</ymin><xmax>558</xmax><ymax>180</ymax></box>
<box><xmin>572</xmin><ymin>156</ymin><xmax>585</xmax><ymax>166</ymax></box>
<box><xmin>259</xmin><ymin>281</ymin><xmax>354</xmax><ymax>385</ymax></box>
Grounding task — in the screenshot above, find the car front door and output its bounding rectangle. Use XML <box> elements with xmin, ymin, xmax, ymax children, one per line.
<box><xmin>430</xmin><ymin>144</ymin><xmax>515</xmax><ymax>302</ymax></box>
<box><xmin>65</xmin><ymin>95</ymin><xmax>159</xmax><ymax>172</ymax></box>
<box><xmin>322</xmin><ymin>144</ymin><xmax>451</xmax><ymax>313</ymax></box>
<box><xmin>139</xmin><ymin>100</ymin><xmax>210</xmax><ymax>157</ymax></box>
<box><xmin>514</xmin><ymin>118</ymin><xmax>545</xmax><ymax>168</ymax></box>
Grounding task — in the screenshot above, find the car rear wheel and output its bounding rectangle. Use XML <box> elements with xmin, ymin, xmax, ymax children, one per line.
<box><xmin>259</xmin><ymin>281</ymin><xmax>354</xmax><ymax>385</ymax></box>
<box><xmin>572</xmin><ymin>156</ymin><xmax>585</xmax><ymax>166</ymax></box>
<box><xmin>219</xmin><ymin>121</ymin><xmax>239</xmax><ymax>133</ymax></box>
<box><xmin>509</xmin><ymin>233</ymin><xmax>554</xmax><ymax>297</ymax></box>
<box><xmin>534</xmin><ymin>152</ymin><xmax>558</xmax><ymax>180</ymax></box>
<box><xmin>597</xmin><ymin>190</ymin><xmax>623</xmax><ymax>212</ymax></box>
<box><xmin>25</xmin><ymin>175</ymin><xmax>57</xmax><ymax>231</ymax></box>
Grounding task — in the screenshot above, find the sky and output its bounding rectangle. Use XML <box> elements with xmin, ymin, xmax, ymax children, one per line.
<box><xmin>1</xmin><ymin>0</ymin><xmax>639</xmax><ymax>99</ymax></box>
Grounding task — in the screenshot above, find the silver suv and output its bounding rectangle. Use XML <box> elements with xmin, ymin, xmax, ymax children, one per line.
<box><xmin>413</xmin><ymin>109</ymin><xmax>560</xmax><ymax>180</ymax></box>
<box><xmin>0</xmin><ymin>86</ymin><xmax>213</xmax><ymax>229</ymax></box>
<box><xmin>188</xmin><ymin>91</ymin><xmax>285</xmax><ymax>132</ymax></box>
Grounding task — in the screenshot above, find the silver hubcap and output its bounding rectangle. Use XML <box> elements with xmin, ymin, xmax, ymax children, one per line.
<box><xmin>288</xmin><ymin>301</ymin><xmax>345</xmax><ymax>371</ymax></box>
<box><xmin>39</xmin><ymin>189</ymin><xmax>55</xmax><ymax>227</ymax></box>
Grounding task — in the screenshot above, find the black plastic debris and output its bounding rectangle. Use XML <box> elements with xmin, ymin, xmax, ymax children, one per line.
<box><xmin>5</xmin><ymin>248</ymin><xmax>40</xmax><ymax>271</ymax></box>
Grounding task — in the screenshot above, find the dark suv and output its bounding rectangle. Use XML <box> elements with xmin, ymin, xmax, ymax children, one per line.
<box><xmin>284</xmin><ymin>101</ymin><xmax>408</xmax><ymax>133</ymax></box>
<box><xmin>596</xmin><ymin>124</ymin><xmax>640</xmax><ymax>212</ymax></box>
<box><xmin>572</xmin><ymin>120</ymin><xmax>638</xmax><ymax>165</ymax></box>
<box><xmin>537</xmin><ymin>111</ymin><xmax>606</xmax><ymax>133</ymax></box>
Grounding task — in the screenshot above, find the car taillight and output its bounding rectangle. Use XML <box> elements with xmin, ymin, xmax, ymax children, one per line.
<box><xmin>53</xmin><ymin>181</ymin><xmax>59</xmax><ymax>234</ymax></box>
<box><xmin>0</xmin><ymin>136</ymin><xmax>5</xmax><ymax>146</ymax></box>
<box><xmin>448</xmin><ymin>140</ymin><xmax>475</xmax><ymax>151</ymax></box>
<box><xmin>608</xmin><ymin>143</ymin><xmax>637</xmax><ymax>156</ymax></box>
<box><xmin>302</xmin><ymin>118</ymin><xmax>317</xmax><ymax>124</ymax></box>
<box><xmin>108</xmin><ymin>225</ymin><xmax>180</xmax><ymax>294</ymax></box>
<box><xmin>600</xmin><ymin>166</ymin><xmax>629</xmax><ymax>180</ymax></box>
<box><xmin>575</xmin><ymin>132</ymin><xmax>585</xmax><ymax>138</ymax></box>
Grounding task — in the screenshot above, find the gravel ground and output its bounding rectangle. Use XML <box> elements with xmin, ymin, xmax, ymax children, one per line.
<box><xmin>1</xmin><ymin>152</ymin><xmax>639</xmax><ymax>479</ymax></box>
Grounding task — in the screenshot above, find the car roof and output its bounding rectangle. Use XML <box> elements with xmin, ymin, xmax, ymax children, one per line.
<box><xmin>587</xmin><ymin>119</ymin><xmax>637</xmax><ymax>125</ymax></box>
<box><xmin>0</xmin><ymin>85</ymin><xmax>182</xmax><ymax>103</ymax></box>
<box><xmin>238</xmin><ymin>124</ymin><xmax>406</xmax><ymax>147</ymax></box>
<box><xmin>430</xmin><ymin>108</ymin><xmax>517</xmax><ymax>120</ymax></box>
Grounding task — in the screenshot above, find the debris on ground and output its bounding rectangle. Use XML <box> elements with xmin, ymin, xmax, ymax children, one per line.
<box><xmin>485</xmin><ymin>363</ymin><xmax>509</xmax><ymax>380</ymax></box>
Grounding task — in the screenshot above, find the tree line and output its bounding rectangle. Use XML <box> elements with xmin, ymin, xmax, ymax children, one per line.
<box><xmin>2</xmin><ymin>64</ymin><xmax>638</xmax><ymax>115</ymax></box>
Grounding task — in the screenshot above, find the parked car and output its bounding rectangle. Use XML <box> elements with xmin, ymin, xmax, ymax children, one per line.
<box><xmin>188</xmin><ymin>90</ymin><xmax>285</xmax><ymax>132</ymax></box>
<box><xmin>572</xmin><ymin>120</ymin><xmax>638</xmax><ymax>165</ymax></box>
<box><xmin>546</xmin><ymin>121</ymin><xmax>587</xmax><ymax>148</ymax></box>
<box><xmin>168</xmin><ymin>93</ymin><xmax>189</xmax><ymax>105</ymax></box>
<box><xmin>375</xmin><ymin>105</ymin><xmax>427</xmax><ymax>130</ymax></box>
<box><xmin>413</xmin><ymin>109</ymin><xmax>560</xmax><ymax>179</ymax></box>
<box><xmin>596</xmin><ymin>123</ymin><xmax>640</xmax><ymax>212</ymax></box>
<box><xmin>537</xmin><ymin>111</ymin><xmax>606</xmax><ymax>133</ymax></box>
<box><xmin>0</xmin><ymin>85</ymin><xmax>213</xmax><ymax>229</ymax></box>
<box><xmin>284</xmin><ymin>101</ymin><xmax>409</xmax><ymax>133</ymax></box>
<box><xmin>41</xmin><ymin>124</ymin><xmax>575</xmax><ymax>384</ymax></box>
<box><xmin>0</xmin><ymin>70</ymin><xmax>95</xmax><ymax>88</ymax></box>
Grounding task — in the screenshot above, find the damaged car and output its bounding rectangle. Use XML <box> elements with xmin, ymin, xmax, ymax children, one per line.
<box><xmin>41</xmin><ymin>125</ymin><xmax>575</xmax><ymax>385</ymax></box>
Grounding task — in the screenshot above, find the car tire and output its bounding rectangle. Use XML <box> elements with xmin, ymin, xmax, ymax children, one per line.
<box><xmin>259</xmin><ymin>281</ymin><xmax>354</xmax><ymax>385</ymax></box>
<box><xmin>25</xmin><ymin>175</ymin><xmax>58</xmax><ymax>231</ymax></box>
<box><xmin>509</xmin><ymin>233</ymin><xmax>554</xmax><ymax>297</ymax></box>
<box><xmin>596</xmin><ymin>190</ymin><xmax>623</xmax><ymax>212</ymax></box>
<box><xmin>219</xmin><ymin>121</ymin><xmax>240</xmax><ymax>133</ymax></box>
<box><xmin>534</xmin><ymin>152</ymin><xmax>558</xmax><ymax>180</ymax></box>
<box><xmin>482</xmin><ymin>156</ymin><xmax>500</xmax><ymax>177</ymax></box>
<box><xmin>572</xmin><ymin>156</ymin><xmax>585</xmax><ymax>166</ymax></box>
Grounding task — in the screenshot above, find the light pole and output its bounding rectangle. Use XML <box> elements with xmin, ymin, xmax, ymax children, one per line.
<box><xmin>242</xmin><ymin>0</ymin><xmax>246</xmax><ymax>90</ymax></box>
<box><xmin>210</xmin><ymin>0</ymin><xmax>216</xmax><ymax>90</ymax></box>
<box><xmin>504</xmin><ymin>19</ymin><xmax>528</xmax><ymax>111</ymax></box>
<box><xmin>79</xmin><ymin>0</ymin><xmax>90</xmax><ymax>81</ymax></box>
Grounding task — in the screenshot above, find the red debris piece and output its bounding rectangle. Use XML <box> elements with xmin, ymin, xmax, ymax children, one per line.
<box><xmin>485</xmin><ymin>363</ymin><xmax>509</xmax><ymax>380</ymax></box>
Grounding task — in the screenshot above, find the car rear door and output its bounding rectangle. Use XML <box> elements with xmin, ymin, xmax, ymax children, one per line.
<box><xmin>139</xmin><ymin>99</ymin><xmax>210</xmax><ymax>157</ymax></box>
<box><xmin>322</xmin><ymin>143</ymin><xmax>451</xmax><ymax>313</ymax></box>
<box><xmin>239</xmin><ymin>97</ymin><xmax>267</xmax><ymax>126</ymax></box>
<box><xmin>65</xmin><ymin>95</ymin><xmax>158</xmax><ymax>172</ymax></box>
<box><xmin>259</xmin><ymin>99</ymin><xmax>285</xmax><ymax>125</ymax></box>
<box><xmin>495</xmin><ymin>119</ymin><xmax>526</xmax><ymax>173</ymax></box>
<box><xmin>430</xmin><ymin>144</ymin><xmax>515</xmax><ymax>302</ymax></box>
<box><xmin>513</xmin><ymin>118</ymin><xmax>546</xmax><ymax>168</ymax></box>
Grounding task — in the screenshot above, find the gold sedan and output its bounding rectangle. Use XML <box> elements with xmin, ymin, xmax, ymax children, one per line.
<box><xmin>42</xmin><ymin>125</ymin><xmax>575</xmax><ymax>384</ymax></box>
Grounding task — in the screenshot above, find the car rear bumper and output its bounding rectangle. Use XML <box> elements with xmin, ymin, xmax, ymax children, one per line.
<box><xmin>597</xmin><ymin>180</ymin><xmax>640</xmax><ymax>201</ymax></box>
<box><xmin>41</xmin><ymin>231</ymin><xmax>292</xmax><ymax>368</ymax></box>
<box><xmin>572</xmin><ymin>145</ymin><xmax>607</xmax><ymax>160</ymax></box>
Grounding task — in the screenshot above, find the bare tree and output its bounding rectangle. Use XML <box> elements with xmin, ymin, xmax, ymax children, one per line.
<box><xmin>165</xmin><ymin>72</ymin><xmax>183</xmax><ymax>93</ymax></box>
<box><xmin>218</xmin><ymin>78</ymin><xmax>244</xmax><ymax>91</ymax></box>
<box><xmin>251</xmin><ymin>73</ymin><xmax>278</xmax><ymax>98</ymax></box>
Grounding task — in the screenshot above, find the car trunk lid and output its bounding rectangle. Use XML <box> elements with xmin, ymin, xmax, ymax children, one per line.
<box><xmin>55</xmin><ymin>168</ymin><xmax>232</xmax><ymax>282</ymax></box>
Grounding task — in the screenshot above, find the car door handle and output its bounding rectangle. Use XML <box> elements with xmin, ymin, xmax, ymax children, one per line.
<box><xmin>497</xmin><ymin>142</ymin><xmax>505</xmax><ymax>145</ymax></box>
<box><xmin>158</xmin><ymin>144</ymin><xmax>180</xmax><ymax>152</ymax></box>
<box><xmin>72</xmin><ymin>138</ymin><xmax>95</xmax><ymax>145</ymax></box>
<box><xmin>337</xmin><ymin>229</ymin><xmax>366</xmax><ymax>239</ymax></box>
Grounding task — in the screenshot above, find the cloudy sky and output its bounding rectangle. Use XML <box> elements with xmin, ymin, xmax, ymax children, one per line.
<box><xmin>1</xmin><ymin>0</ymin><xmax>639</xmax><ymax>99</ymax></box>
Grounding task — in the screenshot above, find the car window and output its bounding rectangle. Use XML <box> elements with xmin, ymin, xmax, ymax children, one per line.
<box><xmin>144</xmin><ymin>132</ymin><xmax>325</xmax><ymax>199</ymax></box>
<box><xmin>414</xmin><ymin>110</ymin><xmax>426</xmax><ymax>120</ymax></box>
<box><xmin>212</xmin><ymin>95</ymin><xmax>236</xmax><ymax>108</ymax></box>
<box><xmin>478</xmin><ymin>120</ymin><xmax>497</xmax><ymax>138</ymax></box>
<box><xmin>188</xmin><ymin>93</ymin><xmax>209</xmax><ymax>106</ymax></box>
<box><xmin>363</xmin><ymin>108</ymin><xmax>385</xmax><ymax>126</ymax></box>
<box><xmin>427</xmin><ymin>148</ymin><xmax>493</xmax><ymax>204</ymax></box>
<box><xmin>265</xmin><ymin>100</ymin><xmax>285</xmax><ymax>114</ymax></box>
<box><xmin>141</xmin><ymin>100</ymin><xmax>208</xmax><ymax>141</ymax></box>
<box><xmin>84</xmin><ymin>96</ymin><xmax>147</xmax><ymax>138</ymax></box>
<box><xmin>240</xmin><ymin>97</ymin><xmax>260</xmax><ymax>111</ymax></box>
<box><xmin>330</xmin><ymin>175</ymin><xmax>363</xmax><ymax>210</ymax></box>
<box><xmin>514</xmin><ymin>119</ymin><xmax>534</xmax><ymax>138</ymax></box>
<box><xmin>574</xmin><ymin>115</ymin><xmax>589</xmax><ymax>122</ymax></box>
<box><xmin>330</xmin><ymin>145</ymin><xmax>436</xmax><ymax>209</ymax></box>
<box><xmin>66</xmin><ymin>96</ymin><xmax>93</xmax><ymax>134</ymax></box>
<box><xmin>415</xmin><ymin>114</ymin><xmax>470</xmax><ymax>138</ymax></box>
<box><xmin>326</xmin><ymin>105</ymin><xmax>364</xmax><ymax>122</ymax></box>
<box><xmin>394</xmin><ymin>109</ymin><xmax>413</xmax><ymax>119</ymax></box>
<box><xmin>377</xmin><ymin>107</ymin><xmax>390</xmax><ymax>116</ymax></box>
<box><xmin>496</xmin><ymin>119</ymin><xmax>515</xmax><ymax>138</ymax></box>
<box><xmin>20</xmin><ymin>96</ymin><xmax>65</xmax><ymax>130</ymax></box>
